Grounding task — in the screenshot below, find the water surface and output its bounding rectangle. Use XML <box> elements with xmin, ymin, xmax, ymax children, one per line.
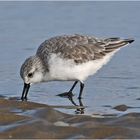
<box><xmin>0</xmin><ymin>1</ymin><xmax>140</xmax><ymax>115</ymax></box>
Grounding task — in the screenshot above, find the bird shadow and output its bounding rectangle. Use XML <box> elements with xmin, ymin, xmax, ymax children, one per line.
<box><xmin>56</xmin><ymin>92</ymin><xmax>85</xmax><ymax>114</ymax></box>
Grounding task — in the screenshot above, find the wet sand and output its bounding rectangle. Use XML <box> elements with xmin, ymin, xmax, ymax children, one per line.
<box><xmin>0</xmin><ymin>97</ymin><xmax>140</xmax><ymax>139</ymax></box>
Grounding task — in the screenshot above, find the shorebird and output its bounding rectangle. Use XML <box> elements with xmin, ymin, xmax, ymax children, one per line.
<box><xmin>20</xmin><ymin>34</ymin><xmax>134</xmax><ymax>101</ymax></box>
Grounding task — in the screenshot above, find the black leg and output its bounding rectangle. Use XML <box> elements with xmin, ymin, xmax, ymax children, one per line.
<box><xmin>69</xmin><ymin>81</ymin><xmax>78</xmax><ymax>92</ymax></box>
<box><xmin>66</xmin><ymin>81</ymin><xmax>78</xmax><ymax>98</ymax></box>
<box><xmin>57</xmin><ymin>81</ymin><xmax>78</xmax><ymax>98</ymax></box>
<box><xmin>78</xmin><ymin>82</ymin><xmax>84</xmax><ymax>99</ymax></box>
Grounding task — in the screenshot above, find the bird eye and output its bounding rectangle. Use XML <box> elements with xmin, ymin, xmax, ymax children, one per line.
<box><xmin>28</xmin><ymin>73</ymin><xmax>33</xmax><ymax>78</ymax></box>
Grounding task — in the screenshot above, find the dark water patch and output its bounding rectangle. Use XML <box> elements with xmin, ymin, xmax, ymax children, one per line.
<box><xmin>127</xmin><ymin>86</ymin><xmax>140</xmax><ymax>90</ymax></box>
<box><xmin>103</xmin><ymin>105</ymin><xmax>112</xmax><ymax>108</ymax></box>
<box><xmin>113</xmin><ymin>104</ymin><xmax>131</xmax><ymax>112</ymax></box>
<box><xmin>113</xmin><ymin>104</ymin><xmax>140</xmax><ymax>112</ymax></box>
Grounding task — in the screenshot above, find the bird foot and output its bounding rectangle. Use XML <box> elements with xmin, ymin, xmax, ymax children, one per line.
<box><xmin>57</xmin><ymin>91</ymin><xmax>74</xmax><ymax>98</ymax></box>
<box><xmin>21</xmin><ymin>97</ymin><xmax>28</xmax><ymax>101</ymax></box>
<box><xmin>75</xmin><ymin>108</ymin><xmax>85</xmax><ymax>114</ymax></box>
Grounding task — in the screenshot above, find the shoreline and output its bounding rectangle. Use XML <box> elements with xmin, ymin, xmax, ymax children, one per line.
<box><xmin>0</xmin><ymin>97</ymin><xmax>140</xmax><ymax>139</ymax></box>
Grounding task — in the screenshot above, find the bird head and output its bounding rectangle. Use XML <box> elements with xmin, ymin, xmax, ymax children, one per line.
<box><xmin>20</xmin><ymin>56</ymin><xmax>45</xmax><ymax>100</ymax></box>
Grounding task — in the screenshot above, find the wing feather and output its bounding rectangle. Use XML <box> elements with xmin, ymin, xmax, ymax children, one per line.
<box><xmin>36</xmin><ymin>34</ymin><xmax>130</xmax><ymax>64</ymax></box>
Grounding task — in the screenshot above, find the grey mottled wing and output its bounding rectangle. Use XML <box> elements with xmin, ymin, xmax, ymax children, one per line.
<box><xmin>36</xmin><ymin>34</ymin><xmax>106</xmax><ymax>64</ymax></box>
<box><xmin>59</xmin><ymin>43</ymin><xmax>106</xmax><ymax>63</ymax></box>
<box><xmin>36</xmin><ymin>34</ymin><xmax>129</xmax><ymax>64</ymax></box>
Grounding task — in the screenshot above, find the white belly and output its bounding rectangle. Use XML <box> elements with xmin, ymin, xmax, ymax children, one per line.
<box><xmin>44</xmin><ymin>50</ymin><xmax>119</xmax><ymax>82</ymax></box>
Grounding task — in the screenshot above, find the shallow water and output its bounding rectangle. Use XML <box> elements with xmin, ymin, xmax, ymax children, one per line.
<box><xmin>0</xmin><ymin>1</ymin><xmax>140</xmax><ymax>115</ymax></box>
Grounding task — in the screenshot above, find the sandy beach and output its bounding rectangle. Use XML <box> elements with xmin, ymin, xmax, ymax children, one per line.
<box><xmin>0</xmin><ymin>97</ymin><xmax>139</xmax><ymax>139</ymax></box>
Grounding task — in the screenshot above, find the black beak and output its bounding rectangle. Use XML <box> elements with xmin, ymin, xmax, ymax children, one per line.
<box><xmin>21</xmin><ymin>83</ymin><xmax>30</xmax><ymax>101</ymax></box>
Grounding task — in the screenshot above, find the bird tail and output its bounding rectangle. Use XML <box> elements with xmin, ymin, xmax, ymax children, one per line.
<box><xmin>104</xmin><ymin>38</ymin><xmax>134</xmax><ymax>53</ymax></box>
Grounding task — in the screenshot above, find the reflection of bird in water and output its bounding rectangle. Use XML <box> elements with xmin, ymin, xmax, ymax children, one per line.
<box><xmin>57</xmin><ymin>91</ymin><xmax>85</xmax><ymax>114</ymax></box>
<box><xmin>69</xmin><ymin>95</ymin><xmax>85</xmax><ymax>114</ymax></box>
<box><xmin>20</xmin><ymin>34</ymin><xmax>134</xmax><ymax>102</ymax></box>
<box><xmin>75</xmin><ymin>98</ymin><xmax>85</xmax><ymax>114</ymax></box>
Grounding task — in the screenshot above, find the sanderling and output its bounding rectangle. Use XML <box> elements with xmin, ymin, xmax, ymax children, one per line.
<box><xmin>20</xmin><ymin>34</ymin><xmax>134</xmax><ymax>101</ymax></box>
